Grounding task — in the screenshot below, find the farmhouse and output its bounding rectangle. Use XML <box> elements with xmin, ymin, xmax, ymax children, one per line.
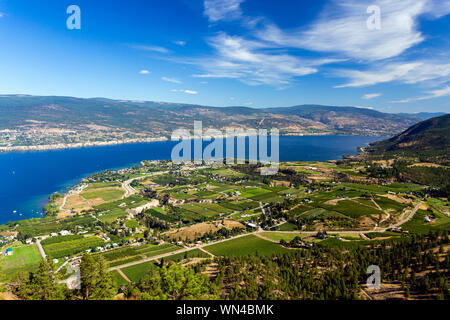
<box><xmin>4</xmin><ymin>248</ymin><xmax>13</xmax><ymax>256</ymax></box>
<box><xmin>5</xmin><ymin>248</ymin><xmax>13</xmax><ymax>256</ymax></box>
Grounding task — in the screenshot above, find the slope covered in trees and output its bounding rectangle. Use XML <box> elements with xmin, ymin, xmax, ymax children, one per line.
<box><xmin>365</xmin><ymin>114</ymin><xmax>450</xmax><ymax>164</ymax></box>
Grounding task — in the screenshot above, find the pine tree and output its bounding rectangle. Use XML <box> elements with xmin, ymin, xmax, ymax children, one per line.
<box><xmin>80</xmin><ymin>254</ymin><xmax>115</xmax><ymax>300</ymax></box>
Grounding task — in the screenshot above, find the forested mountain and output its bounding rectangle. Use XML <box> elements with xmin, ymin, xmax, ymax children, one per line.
<box><xmin>365</xmin><ymin>114</ymin><xmax>450</xmax><ymax>164</ymax></box>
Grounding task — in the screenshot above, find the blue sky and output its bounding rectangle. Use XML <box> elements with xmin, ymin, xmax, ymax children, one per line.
<box><xmin>0</xmin><ymin>0</ymin><xmax>449</xmax><ymax>113</ymax></box>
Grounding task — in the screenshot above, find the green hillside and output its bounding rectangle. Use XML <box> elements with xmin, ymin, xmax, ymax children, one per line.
<box><xmin>365</xmin><ymin>114</ymin><xmax>450</xmax><ymax>164</ymax></box>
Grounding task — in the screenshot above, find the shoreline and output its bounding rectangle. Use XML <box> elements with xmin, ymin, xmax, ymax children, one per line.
<box><xmin>0</xmin><ymin>137</ymin><xmax>170</xmax><ymax>153</ymax></box>
<box><xmin>0</xmin><ymin>132</ymin><xmax>387</xmax><ymax>153</ymax></box>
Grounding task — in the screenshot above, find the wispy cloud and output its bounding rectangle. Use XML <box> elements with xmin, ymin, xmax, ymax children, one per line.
<box><xmin>392</xmin><ymin>86</ymin><xmax>450</xmax><ymax>103</ymax></box>
<box><xmin>171</xmin><ymin>89</ymin><xmax>198</xmax><ymax>95</ymax></box>
<box><xmin>334</xmin><ymin>61</ymin><xmax>450</xmax><ymax>88</ymax></box>
<box><xmin>256</xmin><ymin>0</ymin><xmax>448</xmax><ymax>61</ymax></box>
<box><xmin>131</xmin><ymin>44</ymin><xmax>170</xmax><ymax>54</ymax></box>
<box><xmin>173</xmin><ymin>41</ymin><xmax>186</xmax><ymax>46</ymax></box>
<box><xmin>139</xmin><ymin>70</ymin><xmax>151</xmax><ymax>75</ymax></box>
<box><xmin>189</xmin><ymin>33</ymin><xmax>339</xmax><ymax>86</ymax></box>
<box><xmin>355</xmin><ymin>105</ymin><xmax>374</xmax><ymax>109</ymax></box>
<box><xmin>204</xmin><ymin>0</ymin><xmax>245</xmax><ymax>22</ymax></box>
<box><xmin>162</xmin><ymin>77</ymin><xmax>182</xmax><ymax>84</ymax></box>
<box><xmin>0</xmin><ymin>12</ymin><xmax>4</xmax><ymax>18</ymax></box>
<box><xmin>362</xmin><ymin>93</ymin><xmax>381</xmax><ymax>99</ymax></box>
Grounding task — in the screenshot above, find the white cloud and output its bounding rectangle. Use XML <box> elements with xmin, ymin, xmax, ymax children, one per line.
<box><xmin>0</xmin><ymin>12</ymin><xmax>4</xmax><ymax>18</ymax></box>
<box><xmin>392</xmin><ymin>86</ymin><xmax>450</xmax><ymax>103</ymax></box>
<box><xmin>139</xmin><ymin>70</ymin><xmax>150</xmax><ymax>75</ymax></box>
<box><xmin>335</xmin><ymin>61</ymin><xmax>450</xmax><ymax>88</ymax></box>
<box><xmin>171</xmin><ymin>89</ymin><xmax>198</xmax><ymax>95</ymax></box>
<box><xmin>256</xmin><ymin>0</ymin><xmax>449</xmax><ymax>61</ymax></box>
<box><xmin>162</xmin><ymin>77</ymin><xmax>182</xmax><ymax>84</ymax></box>
<box><xmin>173</xmin><ymin>41</ymin><xmax>186</xmax><ymax>46</ymax></box>
<box><xmin>204</xmin><ymin>0</ymin><xmax>244</xmax><ymax>22</ymax></box>
<box><xmin>131</xmin><ymin>45</ymin><xmax>169</xmax><ymax>53</ymax></box>
<box><xmin>362</xmin><ymin>93</ymin><xmax>381</xmax><ymax>99</ymax></box>
<box><xmin>189</xmin><ymin>33</ymin><xmax>338</xmax><ymax>86</ymax></box>
<box><xmin>355</xmin><ymin>106</ymin><xmax>374</xmax><ymax>109</ymax></box>
<box><xmin>195</xmin><ymin>0</ymin><xmax>450</xmax><ymax>89</ymax></box>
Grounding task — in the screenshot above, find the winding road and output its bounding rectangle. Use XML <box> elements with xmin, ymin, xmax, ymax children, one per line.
<box><xmin>121</xmin><ymin>171</ymin><xmax>168</xmax><ymax>199</ymax></box>
<box><xmin>109</xmin><ymin>201</ymin><xmax>424</xmax><ymax>273</ymax></box>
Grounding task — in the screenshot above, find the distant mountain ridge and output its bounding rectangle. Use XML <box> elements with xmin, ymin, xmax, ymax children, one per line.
<box><xmin>0</xmin><ymin>95</ymin><xmax>426</xmax><ymax>149</ymax></box>
<box><xmin>395</xmin><ymin>112</ymin><xmax>447</xmax><ymax>120</ymax></box>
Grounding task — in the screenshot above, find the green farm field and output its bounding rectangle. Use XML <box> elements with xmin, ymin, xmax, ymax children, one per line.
<box><xmin>43</xmin><ymin>236</ymin><xmax>105</xmax><ymax>259</ymax></box>
<box><xmin>121</xmin><ymin>261</ymin><xmax>158</xmax><ymax>282</ymax></box>
<box><xmin>0</xmin><ymin>245</ymin><xmax>42</xmax><ymax>281</ymax></box>
<box><xmin>260</xmin><ymin>232</ymin><xmax>306</xmax><ymax>242</ymax></box>
<box><xmin>82</xmin><ymin>188</ymin><xmax>124</xmax><ymax>202</ymax></box>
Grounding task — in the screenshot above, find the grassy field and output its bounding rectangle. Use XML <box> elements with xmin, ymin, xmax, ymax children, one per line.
<box><xmin>203</xmin><ymin>235</ymin><xmax>291</xmax><ymax>257</ymax></box>
<box><xmin>165</xmin><ymin>249</ymin><xmax>211</xmax><ymax>262</ymax></box>
<box><xmin>121</xmin><ymin>261</ymin><xmax>158</xmax><ymax>282</ymax></box>
<box><xmin>93</xmin><ymin>195</ymin><xmax>153</xmax><ymax>223</ymax></box>
<box><xmin>95</xmin><ymin>243</ymin><xmax>179</xmax><ymax>268</ymax></box>
<box><xmin>110</xmin><ymin>269</ymin><xmax>129</xmax><ymax>287</ymax></box>
<box><xmin>82</xmin><ymin>188</ymin><xmax>124</xmax><ymax>201</ymax></box>
<box><xmin>275</xmin><ymin>222</ymin><xmax>299</xmax><ymax>231</ymax></box>
<box><xmin>402</xmin><ymin>210</ymin><xmax>450</xmax><ymax>234</ymax></box>
<box><xmin>260</xmin><ymin>232</ymin><xmax>305</xmax><ymax>242</ymax></box>
<box><xmin>0</xmin><ymin>245</ymin><xmax>42</xmax><ymax>281</ymax></box>
<box><xmin>180</xmin><ymin>203</ymin><xmax>231</xmax><ymax>217</ymax></box>
<box><xmin>14</xmin><ymin>215</ymin><xmax>97</xmax><ymax>238</ymax></box>
<box><xmin>117</xmin><ymin>249</ymin><xmax>210</xmax><ymax>282</ymax></box>
<box><xmin>239</xmin><ymin>187</ymin><xmax>273</xmax><ymax>199</ymax></box>
<box><xmin>319</xmin><ymin>200</ymin><xmax>382</xmax><ymax>218</ymax></box>
<box><xmin>125</xmin><ymin>219</ymin><xmax>140</xmax><ymax>229</ymax></box>
<box><xmin>341</xmin><ymin>182</ymin><xmax>423</xmax><ymax>194</ymax></box>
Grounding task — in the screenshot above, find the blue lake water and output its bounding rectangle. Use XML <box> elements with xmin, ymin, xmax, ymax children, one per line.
<box><xmin>0</xmin><ymin>135</ymin><xmax>386</xmax><ymax>224</ymax></box>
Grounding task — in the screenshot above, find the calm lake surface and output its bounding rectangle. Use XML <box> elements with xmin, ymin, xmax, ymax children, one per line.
<box><xmin>0</xmin><ymin>135</ymin><xmax>386</xmax><ymax>224</ymax></box>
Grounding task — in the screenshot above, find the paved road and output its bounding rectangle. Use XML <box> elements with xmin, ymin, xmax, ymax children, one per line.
<box><xmin>389</xmin><ymin>201</ymin><xmax>423</xmax><ymax>229</ymax></box>
<box><xmin>108</xmin><ymin>232</ymin><xmax>255</xmax><ymax>271</ymax></box>
<box><xmin>121</xmin><ymin>178</ymin><xmax>138</xmax><ymax>199</ymax></box>
<box><xmin>36</xmin><ymin>240</ymin><xmax>46</xmax><ymax>260</ymax></box>
<box><xmin>108</xmin><ymin>201</ymin><xmax>423</xmax><ymax>272</ymax></box>
<box><xmin>121</xmin><ymin>171</ymin><xmax>168</xmax><ymax>199</ymax></box>
<box><xmin>106</xmin><ymin>200</ymin><xmax>424</xmax><ymax>273</ymax></box>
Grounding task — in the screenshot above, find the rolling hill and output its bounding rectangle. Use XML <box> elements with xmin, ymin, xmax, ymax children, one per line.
<box><xmin>0</xmin><ymin>95</ymin><xmax>422</xmax><ymax>150</ymax></box>
<box><xmin>364</xmin><ymin>114</ymin><xmax>450</xmax><ymax>164</ymax></box>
